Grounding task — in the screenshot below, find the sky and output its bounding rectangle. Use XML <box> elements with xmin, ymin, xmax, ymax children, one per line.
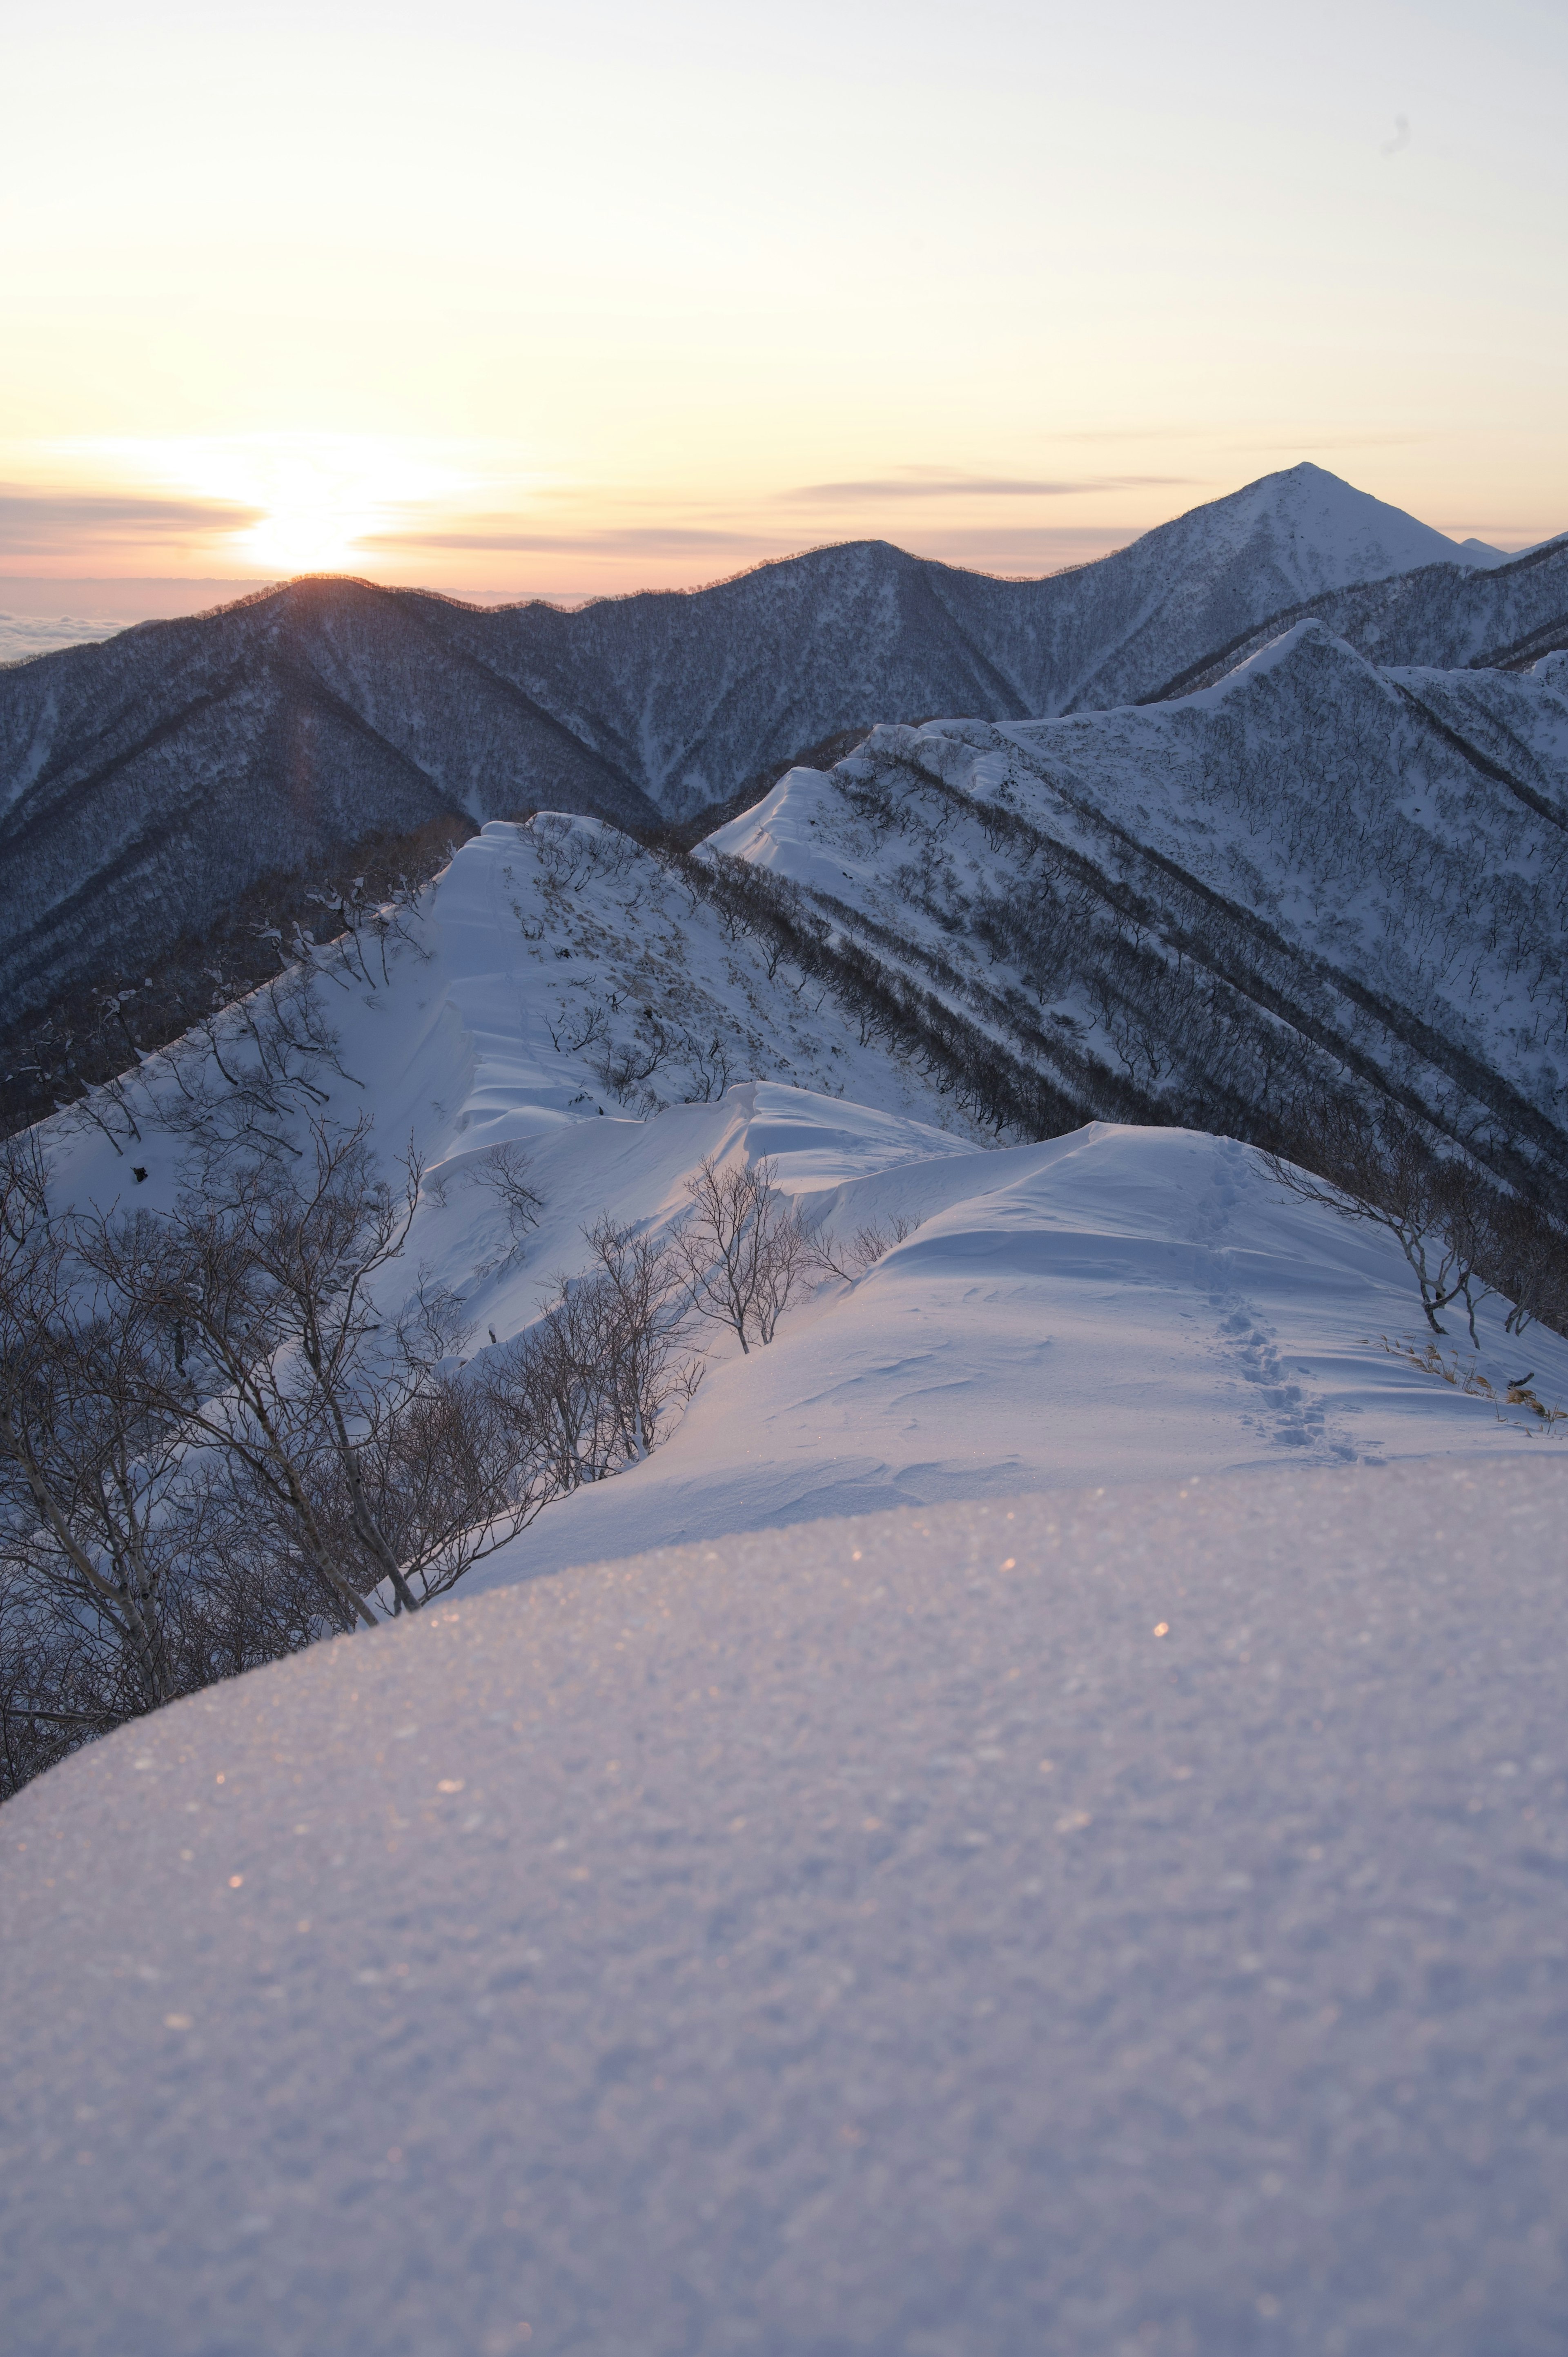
<box><xmin>1</xmin><ymin>0</ymin><xmax>1564</xmax><ymax>608</ymax></box>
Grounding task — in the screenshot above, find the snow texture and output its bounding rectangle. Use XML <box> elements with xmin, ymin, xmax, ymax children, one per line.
<box><xmin>4</xmin><ymin>1456</ymin><xmax>1567</xmax><ymax>2356</ymax></box>
<box><xmin>462</xmin><ymin>1105</ymin><xmax>1568</xmax><ymax>1589</ymax></box>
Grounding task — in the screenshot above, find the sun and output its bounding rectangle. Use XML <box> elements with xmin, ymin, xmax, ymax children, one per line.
<box><xmin>87</xmin><ymin>433</ymin><xmax>483</xmax><ymax>576</ymax></box>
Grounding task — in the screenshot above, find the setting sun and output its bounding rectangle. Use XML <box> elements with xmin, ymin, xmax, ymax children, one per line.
<box><xmin>74</xmin><ymin>433</ymin><xmax>491</xmax><ymax>577</ymax></box>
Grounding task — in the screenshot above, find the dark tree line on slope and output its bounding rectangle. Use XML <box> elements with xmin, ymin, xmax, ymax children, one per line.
<box><xmin>684</xmin><ymin>843</ymin><xmax>1568</xmax><ymax>1341</ymax></box>
<box><xmin>0</xmin><ymin>1131</ymin><xmax>820</xmax><ymax>1801</ymax></box>
<box><xmin>0</xmin><ymin>814</ymin><xmax>478</xmax><ymax>1142</ymax></box>
<box><xmin>1261</xmin><ymin>1100</ymin><xmax>1568</xmax><ymax>1344</ymax></box>
<box><xmin>826</xmin><ymin>745</ymin><xmax>1568</xmax><ymax>1207</ymax></box>
<box><xmin>0</xmin><ymin>713</ymin><xmax>874</xmax><ymax>1145</ymax></box>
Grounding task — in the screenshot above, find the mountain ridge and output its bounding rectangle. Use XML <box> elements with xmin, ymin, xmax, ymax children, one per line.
<box><xmin>3</xmin><ymin>465</ymin><xmax>1564</xmax><ymax>1073</ymax></box>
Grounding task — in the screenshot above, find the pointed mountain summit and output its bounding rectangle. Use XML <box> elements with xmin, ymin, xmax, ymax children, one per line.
<box><xmin>2</xmin><ymin>468</ymin><xmax>1563</xmax><ymax>1055</ymax></box>
<box><xmin>1156</xmin><ymin>459</ymin><xmax>1500</xmax><ymax>593</ymax></box>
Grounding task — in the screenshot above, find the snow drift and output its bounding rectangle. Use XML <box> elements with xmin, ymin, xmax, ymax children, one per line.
<box><xmin>5</xmin><ymin>1458</ymin><xmax>1567</xmax><ymax>2355</ymax></box>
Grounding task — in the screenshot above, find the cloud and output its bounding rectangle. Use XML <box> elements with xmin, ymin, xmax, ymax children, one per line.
<box><xmin>361</xmin><ymin>524</ymin><xmax>768</xmax><ymax>555</ymax></box>
<box><xmin>0</xmin><ymin>486</ymin><xmax>263</xmax><ymax>555</ymax></box>
<box><xmin>780</xmin><ymin>473</ymin><xmax>1196</xmax><ymax>504</ymax></box>
<box><xmin>894</xmin><ymin>524</ymin><xmax>1145</xmax><ymax>571</ymax></box>
<box><xmin>360</xmin><ymin>516</ymin><xmax>1157</xmax><ymax>578</ymax></box>
<box><xmin>1381</xmin><ymin>114</ymin><xmax>1411</xmax><ymax>158</ymax></box>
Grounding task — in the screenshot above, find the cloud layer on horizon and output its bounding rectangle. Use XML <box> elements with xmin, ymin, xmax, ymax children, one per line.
<box><xmin>778</xmin><ymin>473</ymin><xmax>1198</xmax><ymax>502</ymax></box>
<box><xmin>0</xmin><ymin>487</ymin><xmax>263</xmax><ymax>556</ymax></box>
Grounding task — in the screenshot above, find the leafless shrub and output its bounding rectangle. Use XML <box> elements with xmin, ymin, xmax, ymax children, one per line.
<box><xmin>527</xmin><ymin>813</ymin><xmax>637</xmax><ymax>892</ymax></box>
<box><xmin>546</xmin><ymin>1001</ymin><xmax>610</xmax><ymax>1056</ymax></box>
<box><xmin>472</xmin><ymin>1143</ymin><xmax>546</xmax><ymax>1268</ymax></box>
<box><xmin>675</xmin><ymin>1033</ymin><xmax>730</xmax><ymax>1102</ymax></box>
<box><xmin>0</xmin><ymin>1115</ymin><xmax>712</xmax><ymax>1797</ymax></box>
<box><xmin>672</xmin><ymin>1155</ymin><xmax>810</xmax><ymax>1353</ymax></box>
<box><xmin>1485</xmin><ymin>1194</ymin><xmax>1568</xmax><ymax>1338</ymax></box>
<box><xmin>591</xmin><ymin>1018</ymin><xmax>669</xmax><ymax>1102</ymax></box>
<box><xmin>317</xmin><ymin>1353</ymin><xmax>551</xmax><ymax>1610</ymax></box>
<box><xmin>67</xmin><ymin>1071</ymin><xmax>145</xmax><ymax>1155</ymax></box>
<box><xmin>580</xmin><ymin>1216</ymin><xmax>703</xmax><ymax>1460</ymax></box>
<box><xmin>82</xmin><ymin>1120</ymin><xmax>545</xmax><ymax>1629</ymax></box>
<box><xmin>298</xmin><ymin>872</ymin><xmax>428</xmax><ymax>990</ymax></box>
<box><xmin>809</xmin><ymin>1212</ymin><xmax>919</xmax><ymax>1284</ymax></box>
<box><xmin>125</xmin><ymin>969</ymin><xmax>357</xmax><ymax>1169</ymax></box>
<box><xmin>1260</xmin><ymin>1104</ymin><xmax>1491</xmax><ymax>1340</ymax></box>
<box><xmin>486</xmin><ymin>1218</ymin><xmax>698</xmax><ymax>1488</ymax></box>
<box><xmin>0</xmin><ymin>1136</ymin><xmax>198</xmax><ymax>1765</ymax></box>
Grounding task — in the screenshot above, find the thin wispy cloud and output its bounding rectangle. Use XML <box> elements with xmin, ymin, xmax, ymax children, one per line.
<box><xmin>781</xmin><ymin>473</ymin><xmax>1196</xmax><ymax>504</ymax></box>
<box><xmin>362</xmin><ymin>524</ymin><xmax>767</xmax><ymax>555</ymax></box>
<box><xmin>0</xmin><ymin>487</ymin><xmax>263</xmax><ymax>554</ymax></box>
<box><xmin>1381</xmin><ymin>114</ymin><xmax>1411</xmax><ymax>158</ymax></box>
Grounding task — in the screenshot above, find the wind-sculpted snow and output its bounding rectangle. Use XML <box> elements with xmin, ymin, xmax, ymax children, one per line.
<box><xmin>0</xmin><ymin>465</ymin><xmax>1528</xmax><ymax>1026</ymax></box>
<box><xmin>5</xmin><ymin>1459</ymin><xmax>1568</xmax><ymax>2356</ymax></box>
<box><xmin>708</xmin><ymin>627</ymin><xmax>1568</xmax><ymax>1197</ymax></box>
<box><xmin>37</xmin><ymin>811</ymin><xmax>1566</xmax><ymax>1632</ymax></box>
<box><xmin>461</xmin><ymin>1115</ymin><xmax>1568</xmax><ymax>1586</ymax></box>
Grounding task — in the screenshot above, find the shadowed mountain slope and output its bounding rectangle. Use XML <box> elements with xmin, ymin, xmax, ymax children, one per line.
<box><xmin>1147</xmin><ymin>530</ymin><xmax>1568</xmax><ymax>700</ymax></box>
<box><xmin>705</xmin><ymin>630</ymin><xmax>1568</xmax><ymax>1204</ymax></box>
<box><xmin>1</xmin><ymin>466</ymin><xmax>1558</xmax><ymax>1036</ymax></box>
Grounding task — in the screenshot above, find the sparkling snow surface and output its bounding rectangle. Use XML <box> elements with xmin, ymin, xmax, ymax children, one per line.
<box><xmin>5</xmin><ymin>1459</ymin><xmax>1567</xmax><ymax>2356</ymax></box>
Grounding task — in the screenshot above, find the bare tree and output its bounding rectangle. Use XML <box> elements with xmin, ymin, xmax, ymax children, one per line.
<box><xmin>489</xmin><ymin>1282</ymin><xmax>612</xmax><ymax>1494</ymax></box>
<box><xmin>579</xmin><ymin>1216</ymin><xmax>702</xmax><ymax>1461</ymax></box>
<box><xmin>0</xmin><ymin>1119</ymin><xmax>569</xmax><ymax>1798</ymax></box>
<box><xmin>1260</xmin><ymin>1104</ymin><xmax>1489</xmax><ymax>1338</ymax></box>
<box><xmin>486</xmin><ymin>1218</ymin><xmax>698</xmax><ymax>1490</ymax></box>
<box><xmin>321</xmin><ymin>1355</ymin><xmax>552</xmax><ymax>1609</ymax></box>
<box><xmin>77</xmin><ymin>1129</ymin><xmax>394</xmax><ymax>1626</ymax></box>
<box><xmin>1486</xmin><ymin>1194</ymin><xmax>1568</xmax><ymax>1338</ymax></box>
<box><xmin>0</xmin><ymin>1135</ymin><xmax>190</xmax><ymax>1735</ymax></box>
<box><xmin>672</xmin><ymin>1154</ymin><xmax>810</xmax><ymax>1353</ymax></box>
<box><xmin>809</xmin><ymin>1212</ymin><xmax>918</xmax><ymax>1284</ymax></box>
<box><xmin>471</xmin><ymin>1142</ymin><xmax>545</xmax><ymax>1270</ymax></box>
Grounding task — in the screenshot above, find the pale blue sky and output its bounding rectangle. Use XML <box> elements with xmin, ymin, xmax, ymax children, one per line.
<box><xmin>2</xmin><ymin>0</ymin><xmax>1562</xmax><ymax>592</ymax></box>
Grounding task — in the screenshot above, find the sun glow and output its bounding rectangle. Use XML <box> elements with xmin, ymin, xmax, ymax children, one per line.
<box><xmin>77</xmin><ymin>433</ymin><xmax>494</xmax><ymax>575</ymax></box>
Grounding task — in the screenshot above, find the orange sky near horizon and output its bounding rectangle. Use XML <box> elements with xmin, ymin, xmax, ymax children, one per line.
<box><xmin>2</xmin><ymin>0</ymin><xmax>1564</xmax><ymax>607</ymax></box>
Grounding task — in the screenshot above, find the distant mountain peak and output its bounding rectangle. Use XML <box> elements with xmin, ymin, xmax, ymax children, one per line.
<box><xmin>5</xmin><ymin>473</ymin><xmax>1565</xmax><ymax>1053</ymax></box>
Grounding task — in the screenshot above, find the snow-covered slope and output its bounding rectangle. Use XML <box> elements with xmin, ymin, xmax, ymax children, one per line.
<box><xmin>1149</xmin><ymin>531</ymin><xmax>1568</xmax><ymax>702</ymax></box>
<box><xmin>8</xmin><ymin>466</ymin><xmax>1552</xmax><ymax>1033</ymax></box>
<box><xmin>6</xmin><ymin>1458</ymin><xmax>1568</xmax><ymax>2357</ymax></box>
<box><xmin>36</xmin><ymin>808</ymin><xmax>1568</xmax><ymax>1628</ymax></box>
<box><xmin>706</xmin><ymin>634</ymin><xmax>1568</xmax><ymax>1198</ymax></box>
<box><xmin>11</xmin><ymin>793</ymin><xmax>1568</xmax><ymax>2357</ymax></box>
<box><xmin>461</xmin><ymin>1106</ymin><xmax>1568</xmax><ymax>1588</ymax></box>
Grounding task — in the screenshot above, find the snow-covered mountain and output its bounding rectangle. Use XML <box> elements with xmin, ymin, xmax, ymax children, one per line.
<box><xmin>8</xmin><ymin>466</ymin><xmax>1561</xmax><ymax>1046</ymax></box>
<box><xmin>11</xmin><ymin>686</ymin><xmax>1568</xmax><ymax>2347</ymax></box>
<box><xmin>31</xmin><ymin>745</ymin><xmax>1568</xmax><ymax>1592</ymax></box>
<box><xmin>1149</xmin><ymin>526</ymin><xmax>1568</xmax><ymax>701</ymax></box>
<box><xmin>706</xmin><ymin>631</ymin><xmax>1568</xmax><ymax>1199</ymax></box>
